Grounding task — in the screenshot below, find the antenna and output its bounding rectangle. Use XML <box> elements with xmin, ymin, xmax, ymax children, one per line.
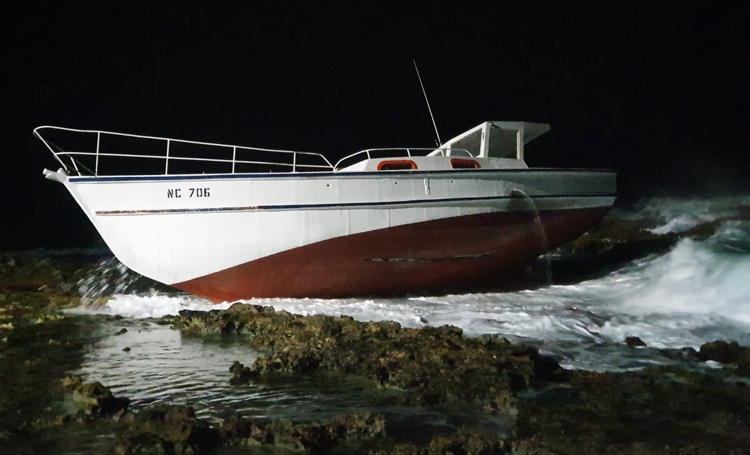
<box><xmin>413</xmin><ymin>60</ymin><xmax>442</xmax><ymax>146</ymax></box>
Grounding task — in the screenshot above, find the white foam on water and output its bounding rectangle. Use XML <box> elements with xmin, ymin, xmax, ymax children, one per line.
<box><xmin>649</xmin><ymin>215</ymin><xmax>705</xmax><ymax>234</ymax></box>
<box><xmin>619</xmin><ymin>238</ymin><xmax>750</xmax><ymax>324</ymax></box>
<box><xmin>69</xmin><ymin>293</ymin><xmax>231</xmax><ymax>319</ymax></box>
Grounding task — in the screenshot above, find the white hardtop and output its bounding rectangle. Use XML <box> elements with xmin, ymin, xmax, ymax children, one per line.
<box><xmin>439</xmin><ymin>121</ymin><xmax>550</xmax><ymax>160</ymax></box>
<box><xmin>336</xmin><ymin>121</ymin><xmax>548</xmax><ymax>172</ymax></box>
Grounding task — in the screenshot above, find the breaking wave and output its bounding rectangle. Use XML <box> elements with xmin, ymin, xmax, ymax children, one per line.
<box><xmin>615</xmin><ymin>195</ymin><xmax>750</xmax><ymax>234</ymax></box>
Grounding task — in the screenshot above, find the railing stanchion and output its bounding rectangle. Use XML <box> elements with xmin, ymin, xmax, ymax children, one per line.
<box><xmin>95</xmin><ymin>131</ymin><xmax>101</xmax><ymax>176</ymax></box>
<box><xmin>232</xmin><ymin>146</ymin><xmax>237</xmax><ymax>173</ymax></box>
<box><xmin>165</xmin><ymin>140</ymin><xmax>170</xmax><ymax>175</ymax></box>
<box><xmin>293</xmin><ymin>152</ymin><xmax>297</xmax><ymax>173</ymax></box>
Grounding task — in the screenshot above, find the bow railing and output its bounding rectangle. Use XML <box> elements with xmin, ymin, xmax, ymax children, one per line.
<box><xmin>34</xmin><ymin>126</ymin><xmax>335</xmax><ymax>176</ymax></box>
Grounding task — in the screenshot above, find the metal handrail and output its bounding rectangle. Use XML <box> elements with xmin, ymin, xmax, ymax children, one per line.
<box><xmin>34</xmin><ymin>126</ymin><xmax>335</xmax><ymax>176</ymax></box>
<box><xmin>334</xmin><ymin>147</ymin><xmax>473</xmax><ymax>170</ymax></box>
<box><xmin>52</xmin><ymin>151</ymin><xmax>333</xmax><ymax>169</ymax></box>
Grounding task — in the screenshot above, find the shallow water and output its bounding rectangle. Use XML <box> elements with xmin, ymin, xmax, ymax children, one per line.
<box><xmin>66</xmin><ymin>196</ymin><xmax>750</xmax><ymax>420</ymax></box>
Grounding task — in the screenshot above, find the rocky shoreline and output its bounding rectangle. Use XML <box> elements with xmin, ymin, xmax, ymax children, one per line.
<box><xmin>1</xmin><ymin>216</ymin><xmax>749</xmax><ymax>454</ymax></box>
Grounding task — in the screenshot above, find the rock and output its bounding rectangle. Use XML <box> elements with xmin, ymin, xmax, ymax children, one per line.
<box><xmin>428</xmin><ymin>429</ymin><xmax>508</xmax><ymax>455</ymax></box>
<box><xmin>62</xmin><ymin>375</ymin><xmax>84</xmax><ymax>389</ymax></box>
<box><xmin>296</xmin><ymin>413</ymin><xmax>386</xmax><ymax>453</ymax></box>
<box><xmin>115</xmin><ymin>328</ymin><xmax>128</xmax><ymax>335</ymax></box>
<box><xmin>122</xmin><ymin>347</ymin><xmax>131</xmax><ymax>352</ymax></box>
<box><xmin>651</xmin><ymin>347</ymin><xmax>702</xmax><ymax>367</ymax></box>
<box><xmin>118</xmin><ymin>403</ymin><xmax>220</xmax><ymax>454</ymax></box>
<box><xmin>91</xmin><ymin>314</ymin><xmax>123</xmax><ymax>322</ymax></box>
<box><xmin>224</xmin><ymin>413</ymin><xmax>386</xmax><ymax>451</ymax></box>
<box><xmin>172</xmin><ymin>304</ymin><xmax>559</xmax><ymax>411</ymax></box>
<box><xmin>119</xmin><ymin>405</ymin><xmax>384</xmax><ymax>454</ymax></box>
<box><xmin>71</xmin><ymin>381</ymin><xmax>130</xmax><ymax>416</ymax></box>
<box><xmin>697</xmin><ymin>340</ymin><xmax>745</xmax><ymax>364</ymax></box>
<box><xmin>229</xmin><ymin>360</ymin><xmax>258</xmax><ymax>385</ymax></box>
<box><xmin>533</xmin><ymin>354</ymin><xmax>567</xmax><ymax>382</ymax></box>
<box><xmin>552</xmin><ymin>218</ymin><xmax>678</xmax><ymax>257</ymax></box>
<box><xmin>514</xmin><ymin>367</ymin><xmax>750</xmax><ymax>453</ymax></box>
<box><xmin>625</xmin><ymin>336</ymin><xmax>647</xmax><ymax>348</ymax></box>
<box><xmin>219</xmin><ymin>415</ymin><xmax>268</xmax><ymax>443</ymax></box>
<box><xmin>697</xmin><ymin>340</ymin><xmax>750</xmax><ymax>377</ymax></box>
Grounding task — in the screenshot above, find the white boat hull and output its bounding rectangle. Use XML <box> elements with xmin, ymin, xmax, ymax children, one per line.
<box><xmin>58</xmin><ymin>168</ymin><xmax>615</xmax><ymax>301</ymax></box>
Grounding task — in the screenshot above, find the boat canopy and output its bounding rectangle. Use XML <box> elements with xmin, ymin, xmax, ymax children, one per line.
<box><xmin>440</xmin><ymin>121</ymin><xmax>550</xmax><ymax>161</ymax></box>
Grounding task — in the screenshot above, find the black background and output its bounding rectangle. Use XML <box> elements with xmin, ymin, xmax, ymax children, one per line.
<box><xmin>5</xmin><ymin>2</ymin><xmax>749</xmax><ymax>250</ymax></box>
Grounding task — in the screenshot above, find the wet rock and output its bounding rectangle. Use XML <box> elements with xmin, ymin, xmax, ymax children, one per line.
<box><xmin>514</xmin><ymin>367</ymin><xmax>750</xmax><ymax>454</ymax></box>
<box><xmin>70</xmin><ymin>381</ymin><xmax>130</xmax><ymax>417</ymax></box>
<box><xmin>553</xmin><ymin>218</ymin><xmax>678</xmax><ymax>256</ymax></box>
<box><xmin>228</xmin><ymin>360</ymin><xmax>258</xmax><ymax>385</ymax></box>
<box><xmin>62</xmin><ymin>375</ymin><xmax>84</xmax><ymax>389</ymax></box>
<box><xmin>533</xmin><ymin>354</ymin><xmax>567</xmax><ymax>382</ymax></box>
<box><xmin>698</xmin><ymin>340</ymin><xmax>746</xmax><ymax>364</ymax></box>
<box><xmin>118</xmin><ymin>403</ymin><xmax>220</xmax><ymax>454</ymax></box>
<box><xmin>0</xmin><ymin>252</ymin><xmax>101</xmax><ymax>294</ymax></box>
<box><xmin>624</xmin><ymin>336</ymin><xmax>647</xmax><ymax>348</ymax></box>
<box><xmin>371</xmin><ymin>430</ymin><xmax>508</xmax><ymax>455</ymax></box>
<box><xmin>218</xmin><ymin>414</ymin><xmax>269</xmax><ymax>444</ymax></box>
<box><xmin>662</xmin><ymin>346</ymin><xmax>698</xmax><ymax>357</ymax></box>
<box><xmin>122</xmin><ymin>347</ymin><xmax>131</xmax><ymax>352</ymax></box>
<box><xmin>115</xmin><ymin>328</ymin><xmax>128</xmax><ymax>335</ymax></box>
<box><xmin>221</xmin><ymin>413</ymin><xmax>386</xmax><ymax>452</ymax></box>
<box><xmin>697</xmin><ymin>340</ymin><xmax>750</xmax><ymax>377</ymax></box>
<box><xmin>291</xmin><ymin>413</ymin><xmax>386</xmax><ymax>453</ymax></box>
<box><xmin>428</xmin><ymin>429</ymin><xmax>508</xmax><ymax>455</ymax></box>
<box><xmin>91</xmin><ymin>314</ymin><xmax>124</xmax><ymax>322</ymax></box>
<box><xmin>155</xmin><ymin>315</ymin><xmax>180</xmax><ymax>326</ymax></box>
<box><xmin>118</xmin><ymin>407</ymin><xmax>385</xmax><ymax>454</ymax></box>
<box><xmin>172</xmin><ymin>304</ymin><xmax>562</xmax><ymax>412</ymax></box>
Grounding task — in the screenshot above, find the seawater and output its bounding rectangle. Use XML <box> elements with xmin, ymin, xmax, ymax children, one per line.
<box><xmin>68</xmin><ymin>196</ymin><xmax>750</xmax><ymax>418</ymax></box>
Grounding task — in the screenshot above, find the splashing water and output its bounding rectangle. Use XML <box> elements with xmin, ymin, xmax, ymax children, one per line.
<box><xmin>614</xmin><ymin>195</ymin><xmax>750</xmax><ymax>234</ymax></box>
<box><xmin>77</xmin><ymin>256</ymin><xmax>140</xmax><ymax>305</ymax></box>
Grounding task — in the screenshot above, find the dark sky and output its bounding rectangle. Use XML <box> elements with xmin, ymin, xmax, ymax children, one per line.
<box><xmin>5</xmin><ymin>2</ymin><xmax>749</xmax><ymax>250</ymax></box>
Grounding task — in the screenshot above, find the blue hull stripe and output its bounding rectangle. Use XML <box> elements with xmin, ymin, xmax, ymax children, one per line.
<box><xmin>95</xmin><ymin>193</ymin><xmax>615</xmax><ymax>216</ymax></box>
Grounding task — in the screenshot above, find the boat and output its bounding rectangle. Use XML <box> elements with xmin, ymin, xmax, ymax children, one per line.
<box><xmin>36</xmin><ymin>121</ymin><xmax>616</xmax><ymax>302</ymax></box>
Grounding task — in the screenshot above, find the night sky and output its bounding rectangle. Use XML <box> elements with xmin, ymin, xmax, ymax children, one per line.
<box><xmin>5</xmin><ymin>2</ymin><xmax>748</xmax><ymax>250</ymax></box>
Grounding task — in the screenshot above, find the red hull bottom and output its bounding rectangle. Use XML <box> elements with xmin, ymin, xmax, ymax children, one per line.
<box><xmin>175</xmin><ymin>207</ymin><xmax>610</xmax><ymax>302</ymax></box>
